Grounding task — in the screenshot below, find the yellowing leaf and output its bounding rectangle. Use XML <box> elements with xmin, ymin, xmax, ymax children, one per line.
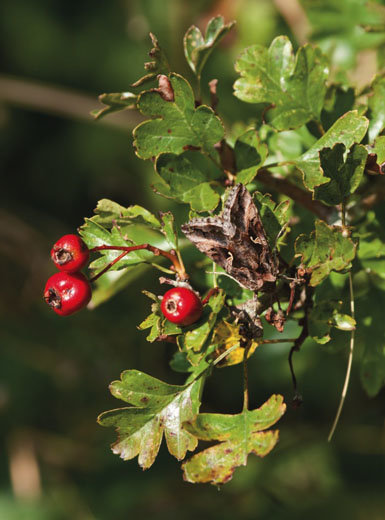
<box><xmin>211</xmin><ymin>321</ymin><xmax>259</xmax><ymax>367</ymax></box>
<box><xmin>98</xmin><ymin>370</ymin><xmax>203</xmax><ymax>469</ymax></box>
<box><xmin>182</xmin><ymin>394</ymin><xmax>286</xmax><ymax>485</ymax></box>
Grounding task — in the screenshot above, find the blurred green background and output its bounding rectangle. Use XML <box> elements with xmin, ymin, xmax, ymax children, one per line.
<box><xmin>0</xmin><ymin>1</ymin><xmax>384</xmax><ymax>518</ymax></box>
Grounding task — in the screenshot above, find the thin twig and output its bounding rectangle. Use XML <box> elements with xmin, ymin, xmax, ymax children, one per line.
<box><xmin>288</xmin><ymin>328</ymin><xmax>307</xmax><ymax>402</ymax></box>
<box><xmin>327</xmin><ymin>271</ymin><xmax>355</xmax><ymax>442</ymax></box>
<box><xmin>314</xmin><ymin>120</ymin><xmax>325</xmax><ymax>136</ymax></box>
<box><xmin>260</xmin><ymin>338</ymin><xmax>297</xmax><ymax>344</ymax></box>
<box><xmin>201</xmin><ymin>287</ymin><xmax>219</xmax><ymax>306</ymax></box>
<box><xmin>288</xmin><ymin>286</ymin><xmax>313</xmax><ymax>403</ymax></box>
<box><xmin>212</xmin><ymin>343</ymin><xmax>242</xmax><ymax>367</ymax></box>
<box><xmin>89</xmin><ymin>250</ymin><xmax>129</xmax><ymax>283</ymax></box>
<box><xmin>242</xmin><ymin>341</ymin><xmax>252</xmax><ymax>411</ymax></box>
<box><xmin>328</xmin><ymin>205</ymin><xmax>356</xmax><ymax>441</ymax></box>
<box><xmin>257</xmin><ymin>169</ymin><xmax>332</xmax><ymax>220</ymax></box>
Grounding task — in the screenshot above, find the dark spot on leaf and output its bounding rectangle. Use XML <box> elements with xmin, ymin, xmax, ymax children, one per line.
<box><xmin>140</xmin><ymin>396</ymin><xmax>149</xmax><ymax>404</ymax></box>
<box><xmin>183</xmin><ymin>145</ymin><xmax>201</xmax><ymax>151</ymax></box>
<box><xmin>224</xmin><ymin>448</ymin><xmax>232</xmax><ymax>454</ymax></box>
<box><xmin>154</xmin><ymin>75</ymin><xmax>174</xmax><ymax>102</ymax></box>
<box><xmin>169</xmin><ymin>168</ymin><xmax>174</xmax><ymax>172</ymax></box>
<box><xmin>222</xmin><ymin>472</ymin><xmax>234</xmax><ymax>483</ymax></box>
<box><xmin>167</xmin><ymin>129</ymin><xmax>172</xmax><ymax>133</ymax></box>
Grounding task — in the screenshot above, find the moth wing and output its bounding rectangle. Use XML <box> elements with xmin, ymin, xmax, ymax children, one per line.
<box><xmin>181</xmin><ymin>218</ymin><xmax>231</xmax><ymax>270</ymax></box>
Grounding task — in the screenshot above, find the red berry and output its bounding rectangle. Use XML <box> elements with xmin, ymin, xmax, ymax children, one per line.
<box><xmin>44</xmin><ymin>272</ymin><xmax>92</xmax><ymax>316</ymax></box>
<box><xmin>51</xmin><ymin>234</ymin><xmax>89</xmax><ymax>273</ymax></box>
<box><xmin>160</xmin><ymin>287</ymin><xmax>202</xmax><ymax>326</ymax></box>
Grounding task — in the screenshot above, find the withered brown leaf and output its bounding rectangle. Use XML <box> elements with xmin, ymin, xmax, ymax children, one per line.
<box><xmin>181</xmin><ymin>184</ymin><xmax>278</xmax><ymax>292</ymax></box>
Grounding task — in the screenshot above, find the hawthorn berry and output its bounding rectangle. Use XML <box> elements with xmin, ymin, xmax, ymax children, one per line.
<box><xmin>44</xmin><ymin>272</ymin><xmax>92</xmax><ymax>316</ymax></box>
<box><xmin>160</xmin><ymin>287</ymin><xmax>203</xmax><ymax>326</ymax></box>
<box><xmin>51</xmin><ymin>234</ymin><xmax>89</xmax><ymax>273</ymax></box>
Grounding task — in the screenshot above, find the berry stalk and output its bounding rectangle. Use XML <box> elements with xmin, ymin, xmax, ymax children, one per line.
<box><xmin>89</xmin><ymin>244</ymin><xmax>188</xmax><ymax>282</ymax></box>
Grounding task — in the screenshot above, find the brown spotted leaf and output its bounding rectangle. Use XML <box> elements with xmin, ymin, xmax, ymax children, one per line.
<box><xmin>133</xmin><ymin>73</ymin><xmax>224</xmax><ymax>159</ymax></box>
<box><xmin>295</xmin><ymin>220</ymin><xmax>357</xmax><ymax>286</ymax></box>
<box><xmin>98</xmin><ymin>370</ymin><xmax>203</xmax><ymax>469</ymax></box>
<box><xmin>182</xmin><ymin>394</ymin><xmax>286</xmax><ymax>485</ymax></box>
<box><xmin>132</xmin><ymin>32</ymin><xmax>170</xmax><ymax>88</ymax></box>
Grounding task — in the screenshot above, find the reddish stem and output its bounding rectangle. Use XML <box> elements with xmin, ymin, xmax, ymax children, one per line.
<box><xmin>89</xmin><ymin>244</ymin><xmax>188</xmax><ymax>283</ymax></box>
<box><xmin>201</xmin><ymin>287</ymin><xmax>219</xmax><ymax>305</ymax></box>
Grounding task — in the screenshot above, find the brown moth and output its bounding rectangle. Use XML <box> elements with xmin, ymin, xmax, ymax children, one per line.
<box><xmin>181</xmin><ymin>184</ymin><xmax>278</xmax><ymax>292</ymax></box>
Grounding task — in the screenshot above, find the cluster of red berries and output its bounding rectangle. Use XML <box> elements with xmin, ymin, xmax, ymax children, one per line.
<box><xmin>44</xmin><ymin>234</ymin><xmax>92</xmax><ymax>316</ymax></box>
<box><xmin>44</xmin><ymin>234</ymin><xmax>203</xmax><ymax>325</ymax></box>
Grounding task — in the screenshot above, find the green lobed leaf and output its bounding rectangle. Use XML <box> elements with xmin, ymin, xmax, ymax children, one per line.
<box><xmin>138</xmin><ymin>312</ymin><xmax>162</xmax><ymax>342</ymax></box>
<box><xmin>92</xmin><ymin>199</ymin><xmax>161</xmax><ymax>229</ymax></box>
<box><xmin>159</xmin><ymin>211</ymin><xmax>178</xmax><ymax>250</ymax></box>
<box><xmin>321</xmin><ymin>85</ymin><xmax>355</xmax><ymax>131</ymax></box>
<box><xmin>133</xmin><ymin>73</ymin><xmax>224</xmax><ymax>159</ymax></box>
<box><xmin>368</xmin><ymin>136</ymin><xmax>385</xmax><ymax>168</ymax></box>
<box><xmin>182</xmin><ymin>394</ymin><xmax>286</xmax><ymax>485</ymax></box>
<box><xmin>169</xmin><ymin>351</ymin><xmax>191</xmax><ymax>373</ymax></box>
<box><xmin>91</xmin><ymin>92</ymin><xmax>137</xmax><ymax>120</ymax></box>
<box><xmin>80</xmin><ymin>218</ymin><xmax>168</xmax><ymax>272</ymax></box>
<box><xmin>184</xmin><ymin>16</ymin><xmax>235</xmax><ymax>77</ymax></box>
<box><xmin>368</xmin><ymin>75</ymin><xmax>385</xmax><ymax>143</ymax></box>
<box><xmin>132</xmin><ymin>32</ymin><xmax>170</xmax><ymax>88</ymax></box>
<box><xmin>253</xmin><ymin>192</ymin><xmax>290</xmax><ymax>248</ymax></box>
<box><xmin>139</xmin><ymin>291</ymin><xmax>182</xmax><ymax>342</ymax></box>
<box><xmin>295</xmin><ymin>220</ymin><xmax>356</xmax><ymax>286</ymax></box>
<box><xmin>234</xmin><ymin>129</ymin><xmax>268</xmax><ymax>184</ymax></box>
<box><xmin>293</xmin><ymin>111</ymin><xmax>369</xmax><ymax>191</ymax></box>
<box><xmin>314</xmin><ymin>143</ymin><xmax>367</xmax><ymax>205</ymax></box>
<box><xmin>233</xmin><ymin>36</ymin><xmax>329</xmax><ymax>131</ymax></box>
<box><xmin>154</xmin><ymin>152</ymin><xmax>221</xmax><ymax>212</ymax></box>
<box><xmin>98</xmin><ymin>370</ymin><xmax>203</xmax><ymax>468</ymax></box>
<box><xmin>178</xmin><ymin>290</ymin><xmax>226</xmax><ymax>366</ymax></box>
